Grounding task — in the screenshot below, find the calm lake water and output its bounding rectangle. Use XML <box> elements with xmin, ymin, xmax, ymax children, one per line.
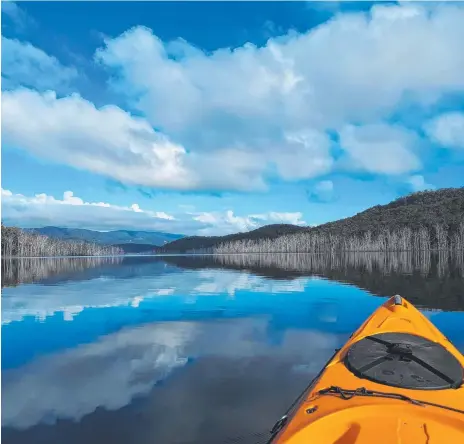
<box><xmin>2</xmin><ymin>253</ymin><xmax>464</xmax><ymax>444</ymax></box>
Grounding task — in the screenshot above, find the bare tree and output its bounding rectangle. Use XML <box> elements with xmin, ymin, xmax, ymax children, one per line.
<box><xmin>1</xmin><ymin>225</ymin><xmax>124</xmax><ymax>257</ymax></box>
<box><xmin>193</xmin><ymin>223</ymin><xmax>463</xmax><ymax>255</ymax></box>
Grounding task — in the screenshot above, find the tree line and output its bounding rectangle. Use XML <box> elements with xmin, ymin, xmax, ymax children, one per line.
<box><xmin>190</xmin><ymin>223</ymin><xmax>464</xmax><ymax>254</ymax></box>
<box><xmin>1</xmin><ymin>225</ymin><xmax>123</xmax><ymax>257</ymax></box>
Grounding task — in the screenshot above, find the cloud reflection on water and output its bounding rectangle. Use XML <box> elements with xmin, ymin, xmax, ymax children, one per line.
<box><xmin>2</xmin><ymin>318</ymin><xmax>340</xmax><ymax>430</ymax></box>
<box><xmin>1</xmin><ymin>267</ymin><xmax>314</xmax><ymax>325</ymax></box>
<box><xmin>2</xmin><ymin>254</ymin><xmax>463</xmax><ymax>443</ymax></box>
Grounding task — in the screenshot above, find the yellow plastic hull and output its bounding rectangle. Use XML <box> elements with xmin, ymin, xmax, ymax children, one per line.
<box><xmin>271</xmin><ymin>296</ymin><xmax>464</xmax><ymax>443</ymax></box>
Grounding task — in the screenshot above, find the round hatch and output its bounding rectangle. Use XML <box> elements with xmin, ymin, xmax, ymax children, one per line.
<box><xmin>344</xmin><ymin>333</ymin><xmax>464</xmax><ymax>390</ymax></box>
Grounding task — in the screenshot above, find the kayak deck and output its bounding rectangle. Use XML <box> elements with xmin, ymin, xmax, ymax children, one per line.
<box><xmin>271</xmin><ymin>295</ymin><xmax>464</xmax><ymax>443</ymax></box>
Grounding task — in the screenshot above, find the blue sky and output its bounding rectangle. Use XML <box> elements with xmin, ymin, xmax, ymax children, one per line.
<box><xmin>2</xmin><ymin>1</ymin><xmax>464</xmax><ymax>235</ymax></box>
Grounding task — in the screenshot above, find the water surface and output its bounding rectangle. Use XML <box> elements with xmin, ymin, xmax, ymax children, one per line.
<box><xmin>2</xmin><ymin>253</ymin><xmax>464</xmax><ymax>443</ymax></box>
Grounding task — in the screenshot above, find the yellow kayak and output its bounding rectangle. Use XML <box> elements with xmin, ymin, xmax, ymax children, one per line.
<box><xmin>268</xmin><ymin>295</ymin><xmax>464</xmax><ymax>443</ymax></box>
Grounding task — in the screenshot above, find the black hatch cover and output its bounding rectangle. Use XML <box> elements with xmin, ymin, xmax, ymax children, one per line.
<box><xmin>344</xmin><ymin>333</ymin><xmax>464</xmax><ymax>390</ymax></box>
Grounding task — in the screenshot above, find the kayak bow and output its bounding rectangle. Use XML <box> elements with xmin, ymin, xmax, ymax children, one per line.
<box><xmin>269</xmin><ymin>295</ymin><xmax>464</xmax><ymax>443</ymax></box>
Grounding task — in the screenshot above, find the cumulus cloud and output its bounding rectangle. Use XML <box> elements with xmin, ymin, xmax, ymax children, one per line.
<box><xmin>1</xmin><ymin>89</ymin><xmax>198</xmax><ymax>190</ymax></box>
<box><xmin>1</xmin><ymin>37</ymin><xmax>77</xmax><ymax>93</ymax></box>
<box><xmin>1</xmin><ymin>188</ymin><xmax>305</xmax><ymax>234</ymax></box>
<box><xmin>1</xmin><ymin>88</ymin><xmax>333</xmax><ymax>192</ymax></box>
<box><xmin>5</xmin><ymin>3</ymin><xmax>464</xmax><ymax>192</ymax></box>
<box><xmin>97</xmin><ymin>5</ymin><xmax>464</xmax><ymax>133</ymax></box>
<box><xmin>338</xmin><ymin>124</ymin><xmax>421</xmax><ymax>174</ymax></box>
<box><xmin>424</xmin><ymin>112</ymin><xmax>464</xmax><ymax>150</ymax></box>
<box><xmin>192</xmin><ymin>210</ymin><xmax>306</xmax><ymax>236</ymax></box>
<box><xmin>1</xmin><ymin>188</ymin><xmax>184</xmax><ymax>232</ymax></box>
<box><xmin>251</xmin><ymin>211</ymin><xmax>306</xmax><ymax>226</ymax></box>
<box><xmin>94</xmin><ymin>3</ymin><xmax>464</xmax><ymax>173</ymax></box>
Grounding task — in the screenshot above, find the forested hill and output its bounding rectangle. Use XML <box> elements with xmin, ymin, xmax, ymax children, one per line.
<box><xmin>311</xmin><ymin>187</ymin><xmax>464</xmax><ymax>237</ymax></box>
<box><xmin>158</xmin><ymin>188</ymin><xmax>464</xmax><ymax>253</ymax></box>
<box><xmin>157</xmin><ymin>224</ymin><xmax>307</xmax><ymax>253</ymax></box>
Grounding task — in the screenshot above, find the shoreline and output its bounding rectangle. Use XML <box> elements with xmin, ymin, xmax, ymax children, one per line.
<box><xmin>2</xmin><ymin>249</ymin><xmax>463</xmax><ymax>259</ymax></box>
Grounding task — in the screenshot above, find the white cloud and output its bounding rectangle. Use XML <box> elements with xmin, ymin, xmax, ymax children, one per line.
<box><xmin>1</xmin><ymin>188</ymin><xmax>182</xmax><ymax>231</ymax></box>
<box><xmin>253</xmin><ymin>211</ymin><xmax>306</xmax><ymax>226</ymax></box>
<box><xmin>193</xmin><ymin>210</ymin><xmax>255</xmax><ymax>233</ymax></box>
<box><xmin>95</xmin><ymin>4</ymin><xmax>464</xmax><ymax>169</ymax></box>
<box><xmin>1</xmin><ymin>88</ymin><xmax>332</xmax><ymax>192</ymax></box>
<box><xmin>5</xmin><ymin>3</ymin><xmax>464</xmax><ymax>191</ymax></box>
<box><xmin>1</xmin><ymin>37</ymin><xmax>77</xmax><ymax>93</ymax></box>
<box><xmin>407</xmin><ymin>175</ymin><xmax>435</xmax><ymax>192</ymax></box>
<box><xmin>1</xmin><ymin>188</ymin><xmax>305</xmax><ymax>235</ymax></box>
<box><xmin>192</xmin><ymin>210</ymin><xmax>306</xmax><ymax>235</ymax></box>
<box><xmin>338</xmin><ymin>124</ymin><xmax>421</xmax><ymax>174</ymax></box>
<box><xmin>424</xmin><ymin>112</ymin><xmax>464</xmax><ymax>149</ymax></box>
<box><xmin>1</xmin><ymin>189</ymin><xmax>13</xmax><ymax>197</ymax></box>
<box><xmin>1</xmin><ymin>89</ymin><xmax>197</xmax><ymax>190</ymax></box>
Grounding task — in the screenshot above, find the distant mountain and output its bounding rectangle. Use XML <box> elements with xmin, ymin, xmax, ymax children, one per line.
<box><xmin>28</xmin><ymin>227</ymin><xmax>184</xmax><ymax>246</ymax></box>
<box><xmin>2</xmin><ymin>225</ymin><xmax>122</xmax><ymax>258</ymax></box>
<box><xmin>158</xmin><ymin>188</ymin><xmax>464</xmax><ymax>253</ymax></box>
